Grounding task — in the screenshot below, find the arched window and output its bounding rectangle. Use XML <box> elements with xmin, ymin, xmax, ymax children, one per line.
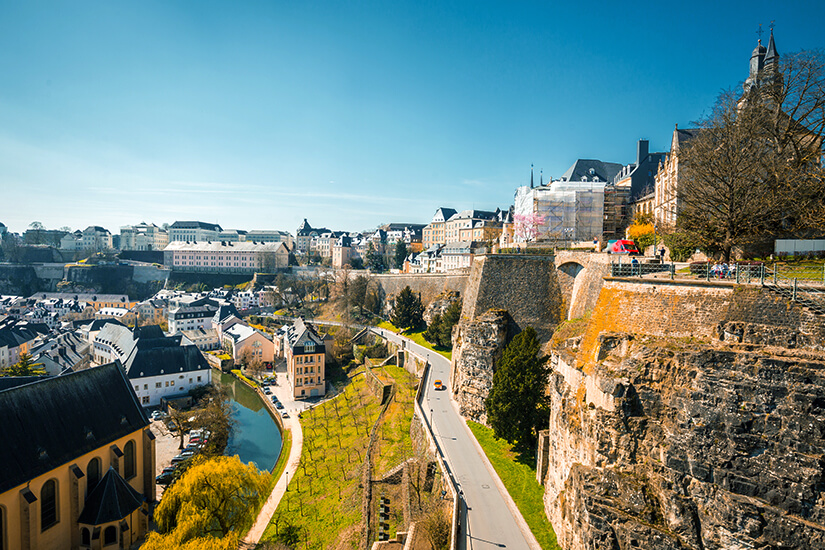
<box><xmin>103</xmin><ymin>525</ymin><xmax>117</xmax><ymax>545</ymax></box>
<box><xmin>81</xmin><ymin>527</ymin><xmax>90</xmax><ymax>546</ymax></box>
<box><xmin>40</xmin><ymin>479</ymin><xmax>58</xmax><ymax>530</ymax></box>
<box><xmin>124</xmin><ymin>440</ymin><xmax>136</xmax><ymax>479</ymax></box>
<box><xmin>87</xmin><ymin>458</ymin><xmax>101</xmax><ymax>495</ymax></box>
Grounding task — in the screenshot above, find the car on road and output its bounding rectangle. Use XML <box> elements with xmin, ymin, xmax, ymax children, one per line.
<box><xmin>433</xmin><ymin>379</ymin><xmax>445</xmax><ymax>390</ymax></box>
<box><xmin>281</xmin><ymin>412</ymin><xmax>290</xmax><ymax>419</ymax></box>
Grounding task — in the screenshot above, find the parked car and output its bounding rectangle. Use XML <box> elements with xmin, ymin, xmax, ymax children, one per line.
<box><xmin>156</xmin><ymin>470</ymin><xmax>175</xmax><ymax>485</ymax></box>
<box><xmin>263</xmin><ymin>386</ymin><xmax>272</xmax><ymax>394</ymax></box>
<box><xmin>282</xmin><ymin>411</ymin><xmax>290</xmax><ymax>419</ymax></box>
<box><xmin>275</xmin><ymin>402</ymin><xmax>284</xmax><ymax>409</ymax></box>
<box><xmin>171</xmin><ymin>454</ymin><xmax>190</xmax><ymax>465</ymax></box>
<box><xmin>607</xmin><ymin>239</ymin><xmax>641</xmax><ymax>255</ymax></box>
<box><xmin>150</xmin><ymin>410</ymin><xmax>163</xmax><ymax>421</ymax></box>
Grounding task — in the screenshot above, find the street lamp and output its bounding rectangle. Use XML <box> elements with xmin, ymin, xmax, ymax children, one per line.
<box><xmin>285</xmin><ymin>471</ymin><xmax>289</xmax><ymax>491</ymax></box>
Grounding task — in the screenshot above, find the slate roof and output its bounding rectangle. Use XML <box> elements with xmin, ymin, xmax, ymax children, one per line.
<box><xmin>123</xmin><ymin>337</ymin><xmax>208</xmax><ymax>380</ymax></box>
<box><xmin>0</xmin><ymin>363</ymin><xmax>148</xmax><ymax>493</ymax></box>
<box><xmin>673</xmin><ymin>127</ymin><xmax>703</xmax><ymax>150</ymax></box>
<box><xmin>212</xmin><ymin>303</ymin><xmax>241</xmax><ymax>324</ymax></box>
<box><xmin>431</xmin><ymin>208</ymin><xmax>458</xmax><ymax>223</ymax></box>
<box><xmin>560</xmin><ymin>159</ymin><xmax>623</xmax><ymax>183</ymax></box>
<box><xmin>170</xmin><ymin>221</ymin><xmax>223</xmax><ymax>232</ymax></box>
<box><xmin>77</xmin><ymin>466</ymin><xmax>144</xmax><ymax>525</ymax></box>
<box><xmin>0</xmin><ymin>319</ymin><xmax>51</xmax><ymax>350</ymax></box>
<box><xmin>285</xmin><ymin>318</ymin><xmax>324</xmax><ymax>354</ymax></box>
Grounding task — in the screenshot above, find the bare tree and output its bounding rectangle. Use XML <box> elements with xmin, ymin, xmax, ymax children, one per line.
<box><xmin>678</xmin><ymin>49</ymin><xmax>825</xmax><ymax>260</ymax></box>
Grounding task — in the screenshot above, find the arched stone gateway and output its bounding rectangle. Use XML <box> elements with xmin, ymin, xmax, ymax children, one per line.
<box><xmin>556</xmin><ymin>261</ymin><xmax>585</xmax><ymax>319</ymax></box>
<box><xmin>553</xmin><ymin>251</ymin><xmax>613</xmax><ymax>321</ymax></box>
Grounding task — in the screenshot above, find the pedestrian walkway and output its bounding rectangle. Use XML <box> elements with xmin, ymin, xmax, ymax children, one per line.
<box><xmin>241</xmin><ymin>404</ymin><xmax>304</xmax><ymax>548</ymax></box>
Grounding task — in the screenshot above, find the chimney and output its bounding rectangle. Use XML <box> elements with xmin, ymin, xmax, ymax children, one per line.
<box><xmin>637</xmin><ymin>139</ymin><xmax>649</xmax><ymax>165</ymax></box>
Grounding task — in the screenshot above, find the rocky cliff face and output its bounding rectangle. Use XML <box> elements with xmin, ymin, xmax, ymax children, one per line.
<box><xmin>450</xmin><ymin>309</ymin><xmax>510</xmax><ymax>424</ymax></box>
<box><xmin>423</xmin><ymin>290</ymin><xmax>460</xmax><ymax>325</ymax></box>
<box><xmin>543</xmin><ymin>333</ymin><xmax>825</xmax><ymax>550</ymax></box>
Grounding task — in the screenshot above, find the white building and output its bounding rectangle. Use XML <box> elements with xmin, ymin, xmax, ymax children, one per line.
<box><xmin>442</xmin><ymin>241</ymin><xmax>477</xmax><ymax>271</ymax></box>
<box><xmin>232</xmin><ymin>290</ymin><xmax>259</xmax><ymax>311</ymax></box>
<box><xmin>122</xmin><ymin>335</ymin><xmax>211</xmax><ymax>407</ymax></box>
<box><xmin>168</xmin><ymin>221</ymin><xmax>223</xmax><ymax>243</ymax></box>
<box><xmin>60</xmin><ymin>226</ymin><xmax>114</xmax><ymax>252</ymax></box>
<box><xmin>120</xmin><ymin>223</ymin><xmax>170</xmax><ymax>251</ymax></box>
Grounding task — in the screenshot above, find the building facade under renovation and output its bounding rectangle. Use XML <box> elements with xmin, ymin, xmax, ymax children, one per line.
<box><xmin>514</xmin><ymin>159</ymin><xmax>622</xmax><ymax>243</ymax></box>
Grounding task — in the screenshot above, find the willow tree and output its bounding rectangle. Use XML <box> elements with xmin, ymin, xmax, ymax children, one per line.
<box><xmin>144</xmin><ymin>456</ymin><xmax>269</xmax><ymax>549</ymax></box>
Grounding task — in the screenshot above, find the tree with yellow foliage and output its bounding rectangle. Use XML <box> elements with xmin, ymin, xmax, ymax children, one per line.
<box><xmin>142</xmin><ymin>456</ymin><xmax>269</xmax><ymax>549</ymax></box>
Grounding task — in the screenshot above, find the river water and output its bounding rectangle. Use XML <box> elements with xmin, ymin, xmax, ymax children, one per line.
<box><xmin>215</xmin><ymin>370</ymin><xmax>283</xmax><ymax>471</ymax></box>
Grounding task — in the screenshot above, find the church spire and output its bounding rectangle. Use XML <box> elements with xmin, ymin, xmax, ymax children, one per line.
<box><xmin>540</xmin><ymin>170</ymin><xmax>543</xmax><ymax>187</ymax></box>
<box><xmin>765</xmin><ymin>25</ymin><xmax>779</xmax><ymax>68</ymax></box>
<box><xmin>530</xmin><ymin>164</ymin><xmax>534</xmax><ymax>189</ymax></box>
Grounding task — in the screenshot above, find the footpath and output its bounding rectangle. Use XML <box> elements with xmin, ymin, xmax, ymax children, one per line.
<box><xmin>240</xmin><ymin>384</ymin><xmax>305</xmax><ymax>548</ymax></box>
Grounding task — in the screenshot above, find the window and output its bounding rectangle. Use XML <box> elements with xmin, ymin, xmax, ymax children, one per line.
<box><xmin>170</xmin><ymin>380</ymin><xmax>175</xmax><ymax>386</ymax></box>
<box><xmin>165</xmin><ymin>381</ymin><xmax>169</xmax><ymax>387</ymax></box>
<box><xmin>143</xmin><ymin>384</ymin><xmax>148</xmax><ymax>390</ymax></box>
<box><xmin>156</xmin><ymin>382</ymin><xmax>162</xmax><ymax>389</ymax></box>
<box><xmin>81</xmin><ymin>526</ymin><xmax>90</xmax><ymax>546</ymax></box>
<box><xmin>41</xmin><ymin>479</ymin><xmax>58</xmax><ymax>530</ymax></box>
<box><xmin>142</xmin><ymin>396</ymin><xmax>149</xmax><ymax>404</ymax></box>
<box><xmin>197</xmin><ymin>376</ymin><xmax>201</xmax><ymax>382</ymax></box>
<box><xmin>134</xmin><ymin>385</ymin><xmax>139</xmax><ymax>391</ymax></box>
<box><xmin>103</xmin><ymin>525</ymin><xmax>117</xmax><ymax>545</ymax></box>
<box><xmin>124</xmin><ymin>440</ymin><xmax>136</xmax><ymax>479</ymax></box>
<box><xmin>87</xmin><ymin>458</ymin><xmax>101</xmax><ymax>495</ymax></box>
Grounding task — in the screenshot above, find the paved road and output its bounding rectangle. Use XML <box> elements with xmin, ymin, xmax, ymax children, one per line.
<box><xmin>372</xmin><ymin>328</ymin><xmax>536</xmax><ymax>550</ymax></box>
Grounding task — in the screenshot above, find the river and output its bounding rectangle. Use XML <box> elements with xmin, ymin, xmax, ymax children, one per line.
<box><xmin>214</xmin><ymin>370</ymin><xmax>283</xmax><ymax>472</ymax></box>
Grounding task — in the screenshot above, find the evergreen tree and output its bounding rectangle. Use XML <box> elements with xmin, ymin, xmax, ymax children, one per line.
<box><xmin>366</xmin><ymin>242</ymin><xmax>384</xmax><ymax>272</ymax></box>
<box><xmin>485</xmin><ymin>327</ymin><xmax>550</xmax><ymax>450</ymax></box>
<box><xmin>390</xmin><ymin>286</ymin><xmax>424</xmax><ymax>330</ymax></box>
<box><xmin>1</xmin><ymin>353</ymin><xmax>46</xmax><ymax>377</ymax></box>
<box><xmin>438</xmin><ymin>299</ymin><xmax>462</xmax><ymax>348</ymax></box>
<box><xmin>423</xmin><ymin>313</ymin><xmax>442</xmax><ymax>345</ymax></box>
<box><xmin>394</xmin><ymin>240</ymin><xmax>408</xmax><ymax>270</ymax></box>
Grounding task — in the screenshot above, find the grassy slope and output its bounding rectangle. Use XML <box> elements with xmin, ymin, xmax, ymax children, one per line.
<box><xmin>467</xmin><ymin>422</ymin><xmax>560</xmax><ymax>550</ymax></box>
<box><xmin>376</xmin><ymin>321</ymin><xmax>452</xmax><ymax>360</ymax></box>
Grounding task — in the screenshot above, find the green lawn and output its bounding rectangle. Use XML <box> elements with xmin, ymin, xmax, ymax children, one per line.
<box><xmin>467</xmin><ymin>422</ymin><xmax>560</xmax><ymax>550</ymax></box>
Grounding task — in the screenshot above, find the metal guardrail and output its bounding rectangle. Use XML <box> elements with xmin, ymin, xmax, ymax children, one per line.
<box><xmin>414</xmin><ymin>361</ymin><xmax>460</xmax><ymax>550</ymax></box>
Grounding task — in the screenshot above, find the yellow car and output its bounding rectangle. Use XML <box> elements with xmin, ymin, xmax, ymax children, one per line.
<box><xmin>433</xmin><ymin>379</ymin><xmax>445</xmax><ymax>390</ymax></box>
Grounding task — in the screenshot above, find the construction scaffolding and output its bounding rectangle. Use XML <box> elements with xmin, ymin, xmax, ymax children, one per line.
<box><xmin>515</xmin><ymin>181</ymin><xmax>605</xmax><ymax>243</ymax></box>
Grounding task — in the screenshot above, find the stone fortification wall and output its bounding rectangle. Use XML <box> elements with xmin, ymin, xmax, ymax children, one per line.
<box><xmin>461</xmin><ymin>254</ymin><xmax>563</xmax><ymax>343</ymax></box>
<box><xmin>371</xmin><ymin>272</ymin><xmax>468</xmax><ymax>307</ymax></box>
<box><xmin>576</xmin><ymin>279</ymin><xmax>824</xmax><ymax>362</ymax></box>
<box><xmin>543</xmin><ymin>279</ymin><xmax>825</xmax><ymax>550</ymax></box>
<box><xmin>132</xmin><ymin>263</ymin><xmax>170</xmax><ymax>284</ymax></box>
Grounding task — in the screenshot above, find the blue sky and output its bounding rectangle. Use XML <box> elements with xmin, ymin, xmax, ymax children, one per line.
<box><xmin>1</xmin><ymin>0</ymin><xmax>823</xmax><ymax>235</ymax></box>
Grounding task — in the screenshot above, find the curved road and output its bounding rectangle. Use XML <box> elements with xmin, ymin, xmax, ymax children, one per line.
<box><xmin>372</xmin><ymin>328</ymin><xmax>537</xmax><ymax>550</ymax></box>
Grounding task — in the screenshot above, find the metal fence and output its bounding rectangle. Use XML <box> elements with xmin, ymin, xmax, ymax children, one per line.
<box><xmin>610</xmin><ymin>260</ymin><xmax>825</xmax><ymax>316</ymax></box>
